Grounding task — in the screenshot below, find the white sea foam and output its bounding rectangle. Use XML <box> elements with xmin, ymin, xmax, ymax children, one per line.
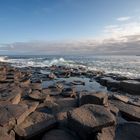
<box><xmin>0</xmin><ymin>56</ymin><xmax>8</xmax><ymax>62</ymax></box>
<box><xmin>0</xmin><ymin>55</ymin><xmax>140</xmax><ymax>78</ymax></box>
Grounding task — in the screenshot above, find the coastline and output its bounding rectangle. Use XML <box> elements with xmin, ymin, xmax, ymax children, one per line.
<box><xmin>0</xmin><ymin>62</ymin><xmax>140</xmax><ymax>140</ymax></box>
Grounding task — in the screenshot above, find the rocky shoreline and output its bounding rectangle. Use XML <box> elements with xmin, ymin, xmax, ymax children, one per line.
<box><xmin>0</xmin><ymin>62</ymin><xmax>140</xmax><ymax>140</ymax></box>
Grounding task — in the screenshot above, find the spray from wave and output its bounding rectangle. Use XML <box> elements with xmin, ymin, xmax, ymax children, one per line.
<box><xmin>0</xmin><ymin>55</ymin><xmax>140</xmax><ymax>78</ymax></box>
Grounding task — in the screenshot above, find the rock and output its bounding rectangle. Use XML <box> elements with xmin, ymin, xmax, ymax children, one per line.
<box><xmin>115</xmin><ymin>122</ymin><xmax>140</xmax><ymax>140</ymax></box>
<box><xmin>48</xmin><ymin>86</ymin><xmax>62</xmax><ymax>96</ymax></box>
<box><xmin>98</xmin><ymin>77</ymin><xmax>120</xmax><ymax>89</ymax></box>
<box><xmin>112</xmin><ymin>94</ymin><xmax>129</xmax><ymax>103</ymax></box>
<box><xmin>17</xmin><ymin>101</ymin><xmax>39</xmax><ymax>125</ymax></box>
<box><xmin>110</xmin><ymin>99</ymin><xmax>140</xmax><ymax>122</ymax></box>
<box><xmin>29</xmin><ymin>90</ymin><xmax>48</xmax><ymax>101</ymax></box>
<box><xmin>0</xmin><ymin>104</ymin><xmax>28</xmax><ymax>129</ymax></box>
<box><xmin>79</xmin><ymin>92</ymin><xmax>108</xmax><ymax>106</ymax></box>
<box><xmin>67</xmin><ymin>104</ymin><xmax>115</xmax><ymax>140</ymax></box>
<box><xmin>31</xmin><ymin>83</ymin><xmax>42</xmax><ymax>90</ymax></box>
<box><xmin>96</xmin><ymin>126</ymin><xmax>115</xmax><ymax>140</ymax></box>
<box><xmin>42</xmin><ymin>89</ymin><xmax>51</xmax><ymax>95</ymax></box>
<box><xmin>14</xmin><ymin>111</ymin><xmax>56</xmax><ymax>139</ymax></box>
<box><xmin>48</xmin><ymin>73</ymin><xmax>56</xmax><ymax>79</ymax></box>
<box><xmin>71</xmin><ymin>80</ymin><xmax>85</xmax><ymax>85</ymax></box>
<box><xmin>128</xmin><ymin>98</ymin><xmax>140</xmax><ymax>107</ymax></box>
<box><xmin>108</xmin><ymin>103</ymin><xmax>119</xmax><ymax>116</ymax></box>
<box><xmin>61</xmin><ymin>87</ymin><xmax>76</xmax><ymax>98</ymax></box>
<box><xmin>120</xmin><ymin>80</ymin><xmax>140</xmax><ymax>95</ymax></box>
<box><xmin>43</xmin><ymin>97</ymin><xmax>78</xmax><ymax>114</ymax></box>
<box><xmin>0</xmin><ymin>86</ymin><xmax>22</xmax><ymax>104</ymax></box>
<box><xmin>0</xmin><ymin>101</ymin><xmax>38</xmax><ymax>130</ymax></box>
<box><xmin>42</xmin><ymin>129</ymin><xmax>79</xmax><ymax>140</ymax></box>
<box><xmin>0</xmin><ymin>127</ymin><xmax>15</xmax><ymax>140</ymax></box>
<box><xmin>20</xmin><ymin>78</ymin><xmax>30</xmax><ymax>88</ymax></box>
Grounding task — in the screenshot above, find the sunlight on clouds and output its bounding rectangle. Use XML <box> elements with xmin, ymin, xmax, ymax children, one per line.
<box><xmin>103</xmin><ymin>21</ymin><xmax>140</xmax><ymax>40</ymax></box>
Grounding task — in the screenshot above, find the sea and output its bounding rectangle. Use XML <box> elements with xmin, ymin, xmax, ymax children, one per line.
<box><xmin>0</xmin><ymin>55</ymin><xmax>140</xmax><ymax>78</ymax></box>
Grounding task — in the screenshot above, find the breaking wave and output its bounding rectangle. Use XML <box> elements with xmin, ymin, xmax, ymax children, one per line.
<box><xmin>0</xmin><ymin>55</ymin><xmax>140</xmax><ymax>78</ymax></box>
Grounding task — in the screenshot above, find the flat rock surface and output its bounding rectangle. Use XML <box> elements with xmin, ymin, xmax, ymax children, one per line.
<box><xmin>67</xmin><ymin>104</ymin><xmax>115</xmax><ymax>139</ymax></box>
<box><xmin>79</xmin><ymin>92</ymin><xmax>108</xmax><ymax>106</ymax></box>
<box><xmin>14</xmin><ymin>111</ymin><xmax>56</xmax><ymax>139</ymax></box>
<box><xmin>110</xmin><ymin>99</ymin><xmax>140</xmax><ymax>122</ymax></box>
<box><xmin>120</xmin><ymin>80</ymin><xmax>140</xmax><ymax>95</ymax></box>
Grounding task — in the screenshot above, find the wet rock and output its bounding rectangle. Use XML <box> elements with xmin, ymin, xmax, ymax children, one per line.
<box><xmin>115</xmin><ymin>122</ymin><xmax>140</xmax><ymax>140</ymax></box>
<box><xmin>96</xmin><ymin>126</ymin><xmax>115</xmax><ymax>140</ymax></box>
<box><xmin>42</xmin><ymin>129</ymin><xmax>79</xmax><ymax>140</ymax></box>
<box><xmin>110</xmin><ymin>99</ymin><xmax>140</xmax><ymax>122</ymax></box>
<box><xmin>0</xmin><ymin>127</ymin><xmax>15</xmax><ymax>140</ymax></box>
<box><xmin>79</xmin><ymin>92</ymin><xmax>108</xmax><ymax>106</ymax></box>
<box><xmin>71</xmin><ymin>80</ymin><xmax>85</xmax><ymax>85</ymax></box>
<box><xmin>61</xmin><ymin>87</ymin><xmax>76</xmax><ymax>98</ymax></box>
<box><xmin>14</xmin><ymin>111</ymin><xmax>56</xmax><ymax>139</ymax></box>
<box><xmin>67</xmin><ymin>104</ymin><xmax>115</xmax><ymax>140</ymax></box>
<box><xmin>120</xmin><ymin>80</ymin><xmax>140</xmax><ymax>95</ymax></box>
<box><xmin>98</xmin><ymin>77</ymin><xmax>120</xmax><ymax>91</ymax></box>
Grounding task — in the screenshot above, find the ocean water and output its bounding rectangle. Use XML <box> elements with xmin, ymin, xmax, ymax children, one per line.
<box><xmin>0</xmin><ymin>55</ymin><xmax>140</xmax><ymax>78</ymax></box>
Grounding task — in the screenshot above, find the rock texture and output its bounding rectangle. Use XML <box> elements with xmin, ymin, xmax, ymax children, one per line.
<box><xmin>79</xmin><ymin>92</ymin><xmax>108</xmax><ymax>106</ymax></box>
<box><xmin>67</xmin><ymin>104</ymin><xmax>115</xmax><ymax>140</ymax></box>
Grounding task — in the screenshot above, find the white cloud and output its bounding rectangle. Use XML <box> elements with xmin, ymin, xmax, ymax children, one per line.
<box><xmin>117</xmin><ymin>16</ymin><xmax>131</xmax><ymax>21</ymax></box>
<box><xmin>103</xmin><ymin>21</ymin><xmax>140</xmax><ymax>41</ymax></box>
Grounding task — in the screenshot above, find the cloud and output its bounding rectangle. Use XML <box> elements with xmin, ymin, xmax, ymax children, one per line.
<box><xmin>0</xmin><ymin>14</ymin><xmax>140</xmax><ymax>55</ymax></box>
<box><xmin>103</xmin><ymin>22</ymin><xmax>140</xmax><ymax>39</ymax></box>
<box><xmin>0</xmin><ymin>34</ymin><xmax>140</xmax><ymax>55</ymax></box>
<box><xmin>117</xmin><ymin>16</ymin><xmax>131</xmax><ymax>21</ymax></box>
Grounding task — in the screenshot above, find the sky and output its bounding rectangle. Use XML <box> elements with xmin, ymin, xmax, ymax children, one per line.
<box><xmin>0</xmin><ymin>0</ymin><xmax>140</xmax><ymax>55</ymax></box>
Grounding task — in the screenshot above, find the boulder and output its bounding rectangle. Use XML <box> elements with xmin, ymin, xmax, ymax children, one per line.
<box><xmin>110</xmin><ymin>99</ymin><xmax>140</xmax><ymax>122</ymax></box>
<box><xmin>115</xmin><ymin>122</ymin><xmax>140</xmax><ymax>140</ymax></box>
<box><xmin>42</xmin><ymin>129</ymin><xmax>79</xmax><ymax>140</ymax></box>
<box><xmin>67</xmin><ymin>104</ymin><xmax>115</xmax><ymax>140</ymax></box>
<box><xmin>14</xmin><ymin>111</ymin><xmax>56</xmax><ymax>139</ymax></box>
<box><xmin>79</xmin><ymin>92</ymin><xmax>108</xmax><ymax>106</ymax></box>
<box><xmin>96</xmin><ymin>126</ymin><xmax>115</xmax><ymax>140</ymax></box>
<box><xmin>120</xmin><ymin>80</ymin><xmax>140</xmax><ymax>95</ymax></box>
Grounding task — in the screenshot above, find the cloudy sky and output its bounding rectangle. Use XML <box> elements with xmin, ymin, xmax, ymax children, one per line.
<box><xmin>0</xmin><ymin>0</ymin><xmax>140</xmax><ymax>55</ymax></box>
